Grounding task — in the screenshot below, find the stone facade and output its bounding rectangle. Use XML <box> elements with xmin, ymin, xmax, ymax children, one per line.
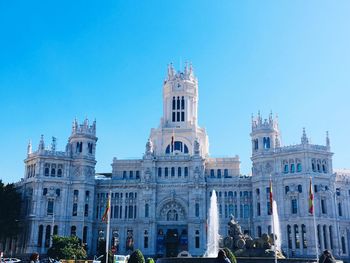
<box><xmin>9</xmin><ymin>64</ymin><xmax>350</xmax><ymax>261</ymax></box>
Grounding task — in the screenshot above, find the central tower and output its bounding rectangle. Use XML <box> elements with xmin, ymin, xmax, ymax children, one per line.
<box><xmin>149</xmin><ymin>63</ymin><xmax>209</xmax><ymax>157</ymax></box>
<box><xmin>162</xmin><ymin>63</ymin><xmax>198</xmax><ymax>128</ymax></box>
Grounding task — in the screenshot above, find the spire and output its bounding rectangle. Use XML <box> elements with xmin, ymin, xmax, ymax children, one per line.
<box><xmin>301</xmin><ymin>128</ymin><xmax>309</xmax><ymax>144</ymax></box>
<box><xmin>51</xmin><ymin>136</ymin><xmax>57</xmax><ymax>151</ymax></box>
<box><xmin>27</xmin><ymin>140</ymin><xmax>32</xmax><ymax>155</ymax></box>
<box><xmin>326</xmin><ymin>131</ymin><xmax>330</xmax><ymax>149</ymax></box>
<box><xmin>38</xmin><ymin>135</ymin><xmax>45</xmax><ymax>151</ymax></box>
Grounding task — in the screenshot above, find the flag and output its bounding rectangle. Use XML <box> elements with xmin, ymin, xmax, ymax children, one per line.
<box><xmin>309</xmin><ymin>178</ymin><xmax>314</xmax><ymax>215</ymax></box>
<box><xmin>269</xmin><ymin>179</ymin><xmax>273</xmax><ymax>215</ymax></box>
<box><xmin>102</xmin><ymin>195</ymin><xmax>110</xmax><ymax>222</ymax></box>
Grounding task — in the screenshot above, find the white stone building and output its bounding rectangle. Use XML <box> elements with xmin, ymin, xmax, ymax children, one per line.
<box><xmin>9</xmin><ymin>64</ymin><xmax>350</xmax><ymax>261</ymax></box>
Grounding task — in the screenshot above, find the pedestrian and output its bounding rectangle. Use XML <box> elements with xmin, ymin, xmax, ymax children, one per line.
<box><xmin>217</xmin><ymin>249</ymin><xmax>231</xmax><ymax>263</ymax></box>
<box><xmin>319</xmin><ymin>250</ymin><xmax>336</xmax><ymax>263</ymax></box>
<box><xmin>30</xmin><ymin>252</ymin><xmax>40</xmax><ymax>263</ymax></box>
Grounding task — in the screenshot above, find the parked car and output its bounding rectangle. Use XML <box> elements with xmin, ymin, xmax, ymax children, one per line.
<box><xmin>2</xmin><ymin>258</ymin><xmax>21</xmax><ymax>263</ymax></box>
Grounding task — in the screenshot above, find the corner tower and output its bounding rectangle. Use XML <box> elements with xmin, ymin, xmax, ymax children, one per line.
<box><xmin>251</xmin><ymin>112</ymin><xmax>280</xmax><ymax>157</ymax></box>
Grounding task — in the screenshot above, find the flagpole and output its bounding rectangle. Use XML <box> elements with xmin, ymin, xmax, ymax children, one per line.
<box><xmin>105</xmin><ymin>191</ymin><xmax>111</xmax><ymax>263</ymax></box>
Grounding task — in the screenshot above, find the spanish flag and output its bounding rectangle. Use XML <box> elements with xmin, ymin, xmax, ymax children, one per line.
<box><xmin>102</xmin><ymin>195</ymin><xmax>111</xmax><ymax>222</ymax></box>
<box><xmin>269</xmin><ymin>179</ymin><xmax>273</xmax><ymax>215</ymax></box>
<box><xmin>309</xmin><ymin>178</ymin><xmax>314</xmax><ymax>215</ymax></box>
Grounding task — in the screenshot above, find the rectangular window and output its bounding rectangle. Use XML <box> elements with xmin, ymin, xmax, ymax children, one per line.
<box><xmin>291</xmin><ymin>199</ymin><xmax>298</xmax><ymax>214</ymax></box>
<box><xmin>267</xmin><ymin>202</ymin><xmax>271</xmax><ymax>215</ymax></box>
<box><xmin>136</xmin><ymin>171</ymin><xmax>140</xmax><ymax>179</ymax></box>
<box><xmin>47</xmin><ymin>200</ymin><xmax>54</xmax><ymax>215</ymax></box>
<box><xmin>257</xmin><ymin>202</ymin><xmax>261</xmax><ymax>216</ymax></box>
<box><xmin>181</xmin><ymin>111</ymin><xmax>184</xmax><ymax>122</ymax></box>
<box><xmin>177</xmin><ymin>112</ymin><xmax>180</xmax><ymax>122</ymax></box>
<box><xmin>321</xmin><ymin>199</ymin><xmax>327</xmax><ymax>214</ymax></box>
<box><xmin>195</xmin><ymin>236</ymin><xmax>200</xmax><ymax>248</ymax></box>
<box><xmin>217</xmin><ymin>169</ymin><xmax>221</xmax><ymax>178</ymax></box>
<box><xmin>210</xmin><ymin>169</ymin><xmax>215</xmax><ymax>178</ymax></box>
<box><xmin>129</xmin><ymin>171</ymin><xmax>133</xmax><ymax>179</ymax></box>
<box><xmin>172</xmin><ymin>112</ymin><xmax>176</xmax><ymax>122</ymax></box>
<box><xmin>195</xmin><ymin>203</ymin><xmax>199</xmax><ymax>217</ymax></box>
<box><xmin>84</xmin><ymin>204</ymin><xmax>88</xmax><ymax>217</ymax></box>
<box><xmin>72</xmin><ymin>203</ymin><xmax>78</xmax><ymax>216</ymax></box>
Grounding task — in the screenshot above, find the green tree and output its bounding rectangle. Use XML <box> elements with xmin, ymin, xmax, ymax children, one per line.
<box><xmin>47</xmin><ymin>235</ymin><xmax>87</xmax><ymax>260</ymax></box>
<box><xmin>223</xmin><ymin>247</ymin><xmax>237</xmax><ymax>263</ymax></box>
<box><xmin>145</xmin><ymin>258</ymin><xmax>154</xmax><ymax>263</ymax></box>
<box><xmin>0</xmin><ymin>181</ymin><xmax>21</xmax><ymax>243</ymax></box>
<box><xmin>128</xmin><ymin>249</ymin><xmax>145</xmax><ymax>263</ymax></box>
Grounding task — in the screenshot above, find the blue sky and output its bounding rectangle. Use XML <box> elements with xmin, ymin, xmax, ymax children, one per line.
<box><xmin>0</xmin><ymin>1</ymin><xmax>349</xmax><ymax>183</ymax></box>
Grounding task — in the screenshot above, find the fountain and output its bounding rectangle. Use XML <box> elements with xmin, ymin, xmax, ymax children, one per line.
<box><xmin>205</xmin><ymin>190</ymin><xmax>220</xmax><ymax>257</ymax></box>
<box><xmin>157</xmin><ymin>195</ymin><xmax>319</xmax><ymax>263</ymax></box>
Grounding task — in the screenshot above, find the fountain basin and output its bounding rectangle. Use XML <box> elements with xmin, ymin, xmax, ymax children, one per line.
<box><xmin>157</xmin><ymin>257</ymin><xmax>319</xmax><ymax>263</ymax></box>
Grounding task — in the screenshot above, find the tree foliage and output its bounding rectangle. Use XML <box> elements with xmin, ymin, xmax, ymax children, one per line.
<box><xmin>128</xmin><ymin>249</ymin><xmax>145</xmax><ymax>263</ymax></box>
<box><xmin>47</xmin><ymin>235</ymin><xmax>87</xmax><ymax>260</ymax></box>
<box><xmin>145</xmin><ymin>258</ymin><xmax>154</xmax><ymax>263</ymax></box>
<box><xmin>223</xmin><ymin>247</ymin><xmax>237</xmax><ymax>263</ymax></box>
<box><xmin>0</xmin><ymin>180</ymin><xmax>21</xmax><ymax>241</ymax></box>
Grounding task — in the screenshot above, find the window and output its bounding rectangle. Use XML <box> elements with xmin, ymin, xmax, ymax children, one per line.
<box><xmin>83</xmin><ymin>226</ymin><xmax>88</xmax><ymax>244</ymax></box>
<box><xmin>45</xmin><ymin>225</ymin><xmax>51</xmax><ymax>247</ymax></box>
<box><xmin>178</xmin><ymin>167</ymin><xmax>182</xmax><ymax>177</ymax></box>
<box><xmin>285</xmin><ymin>186</ymin><xmax>289</xmax><ymax>194</ymax></box>
<box><xmin>56</xmin><ymin>189</ymin><xmax>60</xmax><ymax>197</ymax></box>
<box><xmin>287</xmin><ymin>225</ymin><xmax>292</xmax><ymax>249</ymax></box>
<box><xmin>123</xmin><ymin>171</ymin><xmax>127</xmax><ymax>179</ymax></box>
<box><xmin>71</xmin><ymin>226</ymin><xmax>76</xmax><ymax>236</ymax></box>
<box><xmin>73</xmin><ymin>190</ymin><xmax>79</xmax><ymax>202</ymax></box>
<box><xmin>128</xmin><ymin>206</ymin><xmax>133</xmax><ymax>219</ymax></box>
<box><xmin>284</xmin><ymin>164</ymin><xmax>289</xmax><ymax>173</ymax></box>
<box><xmin>257</xmin><ymin>226</ymin><xmax>262</xmax><ymax>237</ymax></box>
<box><xmin>136</xmin><ymin>171</ymin><xmax>140</xmax><ymax>179</ymax></box>
<box><xmin>38</xmin><ymin>225</ymin><xmax>43</xmax><ymax>247</ymax></box>
<box><xmin>323</xmin><ymin>225</ymin><xmax>328</xmax><ymax>249</ymax></box>
<box><xmin>338</xmin><ymin>203</ymin><xmax>343</xmax><ymax>216</ymax></box>
<box><xmin>224</xmin><ymin>169</ymin><xmax>229</xmax><ymax>177</ymax></box>
<box><xmin>291</xmin><ymin>199</ymin><xmax>298</xmax><ymax>214</ymax></box>
<box><xmin>342</xmin><ymin>236</ymin><xmax>346</xmax><ymax>253</ymax></box>
<box><xmin>144</xmin><ymin>230</ymin><xmax>149</xmax><ymax>248</ymax></box>
<box><xmin>210</xmin><ymin>169</ymin><xmax>215</xmax><ymax>178</ymax></box>
<box><xmin>158</xmin><ymin>167</ymin><xmax>162</xmax><ymax>177</ymax></box>
<box><xmin>321</xmin><ymin>199</ymin><xmax>327</xmax><ymax>214</ymax></box>
<box><xmin>217</xmin><ymin>169</ymin><xmax>221</xmax><ymax>178</ymax></box>
<box><xmin>45</xmin><ymin>164</ymin><xmax>50</xmax><ymax>176</ymax></box>
<box><xmin>294</xmin><ymin>225</ymin><xmax>300</xmax><ymax>248</ymax></box>
<box><xmin>184</xmin><ymin>167</ymin><xmax>188</xmax><ymax>177</ymax></box>
<box><xmin>145</xmin><ymin>204</ymin><xmax>149</xmax><ymax>218</ymax></box>
<box><xmin>165</xmin><ymin>167</ymin><xmax>168</xmax><ymax>177</ymax></box>
<box><xmin>195</xmin><ymin>203</ymin><xmax>199</xmax><ymax>217</ymax></box>
<box><xmin>171</xmin><ymin>167</ymin><xmax>175</xmax><ymax>177</ymax></box>
<box><xmin>47</xmin><ymin>200</ymin><xmax>54</xmax><ymax>215</ymax></box>
<box><xmin>290</xmin><ymin>163</ymin><xmax>295</xmax><ymax>173</ymax></box>
<box><xmin>84</xmin><ymin>204</ymin><xmax>88</xmax><ymax>217</ymax></box>
<box><xmin>72</xmin><ymin>203</ymin><xmax>78</xmax><ymax>216</ymax></box>
<box><xmin>195</xmin><ymin>230</ymin><xmax>200</xmax><ymax>248</ymax></box>
<box><xmin>43</xmin><ymin>188</ymin><xmax>48</xmax><ymax>196</ymax></box>
<box><xmin>267</xmin><ymin>202</ymin><xmax>271</xmax><ymax>215</ymax></box>
<box><xmin>129</xmin><ymin>171</ymin><xmax>133</xmax><ymax>179</ymax></box>
<box><xmin>329</xmin><ymin>226</ymin><xmax>333</xmax><ymax>249</ymax></box>
<box><xmin>302</xmin><ymin>224</ymin><xmax>307</xmax><ymax>248</ymax></box>
<box><xmin>297</xmin><ymin>163</ymin><xmax>302</xmax><ymax>172</ymax></box>
<box><xmin>257</xmin><ymin>202</ymin><xmax>261</xmax><ymax>216</ymax></box>
<box><xmin>53</xmin><ymin>225</ymin><xmax>58</xmax><ymax>235</ymax></box>
<box><xmin>51</xmin><ymin>164</ymin><xmax>56</xmax><ymax>176</ymax></box>
<box><xmin>57</xmin><ymin>164</ymin><xmax>63</xmax><ymax>177</ymax></box>
<box><xmin>298</xmin><ymin>184</ymin><xmax>302</xmax><ymax>193</ymax></box>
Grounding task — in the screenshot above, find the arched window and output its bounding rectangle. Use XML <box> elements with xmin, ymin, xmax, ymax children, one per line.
<box><xmin>47</xmin><ymin>200</ymin><xmax>54</xmax><ymax>215</ymax></box>
<box><xmin>297</xmin><ymin>163</ymin><xmax>302</xmax><ymax>172</ymax></box>
<box><xmin>290</xmin><ymin>163</ymin><xmax>295</xmax><ymax>173</ymax></box>
<box><xmin>83</xmin><ymin>226</ymin><xmax>88</xmax><ymax>244</ymax></box>
<box><xmin>285</xmin><ymin>186</ymin><xmax>289</xmax><ymax>194</ymax></box>
<box><xmin>45</xmin><ymin>225</ymin><xmax>51</xmax><ymax>247</ymax></box>
<box><xmin>338</xmin><ymin>203</ymin><xmax>343</xmax><ymax>216</ymax></box>
<box><xmin>38</xmin><ymin>225</ymin><xmax>43</xmax><ymax>247</ymax></box>
<box><xmin>287</xmin><ymin>225</ymin><xmax>292</xmax><ymax>249</ymax></box>
<box><xmin>184</xmin><ymin>167</ymin><xmax>188</xmax><ymax>177</ymax></box>
<box><xmin>172</xmin><ymin>97</ymin><xmax>176</xmax><ymax>110</ymax></box>
<box><xmin>165</xmin><ymin>167</ymin><xmax>168</xmax><ymax>177</ymax></box>
<box><xmin>71</xmin><ymin>226</ymin><xmax>76</xmax><ymax>236</ymax></box>
<box><xmin>158</xmin><ymin>167</ymin><xmax>162</xmax><ymax>177</ymax></box>
<box><xmin>177</xmin><ymin>97</ymin><xmax>180</xmax><ymax>110</ymax></box>
<box><xmin>298</xmin><ymin>185</ymin><xmax>302</xmax><ymax>193</ymax></box>
<box><xmin>302</xmin><ymin>224</ymin><xmax>307</xmax><ymax>248</ymax></box>
<box><xmin>294</xmin><ymin>224</ymin><xmax>300</xmax><ymax>248</ymax></box>
<box><xmin>341</xmin><ymin>236</ymin><xmax>346</xmax><ymax>253</ymax></box>
<box><xmin>84</xmin><ymin>204</ymin><xmax>88</xmax><ymax>217</ymax></box>
<box><xmin>217</xmin><ymin>169</ymin><xmax>221</xmax><ymax>178</ymax></box>
<box><xmin>323</xmin><ymin>225</ymin><xmax>328</xmax><ymax>249</ymax></box>
<box><xmin>254</xmin><ymin>139</ymin><xmax>259</xmax><ymax>150</ymax></box>
<box><xmin>329</xmin><ymin>226</ymin><xmax>333</xmax><ymax>249</ymax></box>
<box><xmin>178</xmin><ymin>167</ymin><xmax>182</xmax><ymax>177</ymax></box>
<box><xmin>53</xmin><ymin>225</ymin><xmax>58</xmax><ymax>236</ymax></box>
<box><xmin>171</xmin><ymin>167</ymin><xmax>175</xmax><ymax>177</ymax></box>
<box><xmin>257</xmin><ymin>226</ymin><xmax>262</xmax><ymax>237</ymax></box>
<box><xmin>181</xmin><ymin>96</ymin><xmax>185</xmax><ymax>110</ymax></box>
